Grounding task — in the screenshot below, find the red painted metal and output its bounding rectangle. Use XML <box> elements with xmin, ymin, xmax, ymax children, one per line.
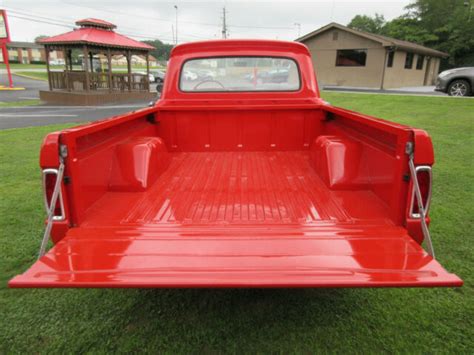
<box><xmin>1</xmin><ymin>45</ymin><xmax>12</xmax><ymax>87</ymax></box>
<box><xmin>0</xmin><ymin>10</ymin><xmax>13</xmax><ymax>88</ymax></box>
<box><xmin>9</xmin><ymin>40</ymin><xmax>462</xmax><ymax>288</ymax></box>
<box><xmin>9</xmin><ymin>227</ymin><xmax>462</xmax><ymax>288</ymax></box>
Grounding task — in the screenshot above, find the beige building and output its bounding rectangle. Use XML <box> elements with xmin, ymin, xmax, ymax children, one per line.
<box><xmin>297</xmin><ymin>23</ymin><xmax>448</xmax><ymax>89</ymax></box>
<box><xmin>0</xmin><ymin>41</ymin><xmax>64</xmax><ymax>65</ymax></box>
<box><xmin>111</xmin><ymin>54</ymin><xmax>158</xmax><ymax>67</ymax></box>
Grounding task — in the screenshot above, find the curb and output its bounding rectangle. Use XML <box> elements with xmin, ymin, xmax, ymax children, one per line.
<box><xmin>13</xmin><ymin>73</ymin><xmax>48</xmax><ymax>82</ymax></box>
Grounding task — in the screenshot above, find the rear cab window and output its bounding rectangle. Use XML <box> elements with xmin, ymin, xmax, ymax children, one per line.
<box><xmin>180</xmin><ymin>56</ymin><xmax>301</xmax><ymax>92</ymax></box>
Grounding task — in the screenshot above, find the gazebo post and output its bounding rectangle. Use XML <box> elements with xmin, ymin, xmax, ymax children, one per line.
<box><xmin>45</xmin><ymin>46</ymin><xmax>52</xmax><ymax>91</ymax></box>
<box><xmin>89</xmin><ymin>51</ymin><xmax>93</xmax><ymax>72</ymax></box>
<box><xmin>83</xmin><ymin>45</ymin><xmax>90</xmax><ymax>92</ymax></box>
<box><xmin>68</xmin><ymin>50</ymin><xmax>73</xmax><ymax>71</ymax></box>
<box><xmin>127</xmin><ymin>50</ymin><xmax>132</xmax><ymax>92</ymax></box>
<box><xmin>146</xmin><ymin>52</ymin><xmax>150</xmax><ymax>91</ymax></box>
<box><xmin>63</xmin><ymin>47</ymin><xmax>70</xmax><ymax>92</ymax></box>
<box><xmin>107</xmin><ymin>48</ymin><xmax>112</xmax><ymax>92</ymax></box>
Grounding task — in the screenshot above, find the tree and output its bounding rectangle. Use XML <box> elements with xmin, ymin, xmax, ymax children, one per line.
<box><xmin>402</xmin><ymin>0</ymin><xmax>474</xmax><ymax>67</ymax></box>
<box><xmin>347</xmin><ymin>1</ymin><xmax>474</xmax><ymax>68</ymax></box>
<box><xmin>142</xmin><ymin>40</ymin><xmax>174</xmax><ymax>61</ymax></box>
<box><xmin>348</xmin><ymin>13</ymin><xmax>385</xmax><ymax>34</ymax></box>
<box><xmin>34</xmin><ymin>35</ymin><xmax>49</xmax><ymax>43</ymax></box>
<box><xmin>381</xmin><ymin>16</ymin><xmax>438</xmax><ymax>44</ymax></box>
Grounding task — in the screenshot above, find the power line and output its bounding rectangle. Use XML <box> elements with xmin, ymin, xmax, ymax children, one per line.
<box><xmin>228</xmin><ymin>24</ymin><xmax>293</xmax><ymax>30</ymax></box>
<box><xmin>8</xmin><ymin>5</ymin><xmax>178</xmax><ymax>36</ymax></box>
<box><xmin>8</xmin><ymin>11</ymin><xmax>210</xmax><ymax>43</ymax></box>
<box><xmin>59</xmin><ymin>1</ymin><xmax>294</xmax><ymax>30</ymax></box>
<box><xmin>7</xmin><ymin>4</ymin><xmax>296</xmax><ymax>43</ymax></box>
<box><xmin>9</xmin><ymin>14</ymin><xmax>74</xmax><ymax>29</ymax></box>
<box><xmin>7</xmin><ymin>8</ymin><xmax>175</xmax><ymax>39</ymax></box>
<box><xmin>8</xmin><ymin>10</ymin><xmax>73</xmax><ymax>27</ymax></box>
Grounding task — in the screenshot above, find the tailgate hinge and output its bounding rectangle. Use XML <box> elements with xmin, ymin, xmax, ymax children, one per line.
<box><xmin>38</xmin><ymin>145</ymin><xmax>67</xmax><ymax>258</ymax></box>
<box><xmin>406</xmin><ymin>142</ymin><xmax>435</xmax><ymax>258</ymax></box>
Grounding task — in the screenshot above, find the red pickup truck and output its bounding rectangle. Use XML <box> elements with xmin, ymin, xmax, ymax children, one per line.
<box><xmin>9</xmin><ymin>40</ymin><xmax>462</xmax><ymax>288</ymax></box>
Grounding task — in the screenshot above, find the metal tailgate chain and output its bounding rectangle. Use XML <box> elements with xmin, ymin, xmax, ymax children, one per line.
<box><xmin>38</xmin><ymin>146</ymin><xmax>66</xmax><ymax>258</ymax></box>
<box><xmin>406</xmin><ymin>142</ymin><xmax>435</xmax><ymax>258</ymax></box>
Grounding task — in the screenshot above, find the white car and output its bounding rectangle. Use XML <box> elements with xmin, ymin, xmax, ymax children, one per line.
<box><xmin>197</xmin><ymin>69</ymin><xmax>216</xmax><ymax>80</ymax></box>
<box><xmin>49</xmin><ymin>59</ymin><xmax>65</xmax><ymax>66</ymax></box>
<box><xmin>183</xmin><ymin>70</ymin><xmax>198</xmax><ymax>81</ymax></box>
<box><xmin>135</xmin><ymin>71</ymin><xmax>155</xmax><ymax>82</ymax></box>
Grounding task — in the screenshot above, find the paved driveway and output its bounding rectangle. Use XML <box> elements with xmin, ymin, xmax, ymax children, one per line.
<box><xmin>0</xmin><ymin>103</ymin><xmax>151</xmax><ymax>129</ymax></box>
<box><xmin>0</xmin><ymin>74</ymin><xmax>48</xmax><ymax>102</ymax></box>
<box><xmin>0</xmin><ymin>74</ymin><xmax>154</xmax><ymax>129</ymax></box>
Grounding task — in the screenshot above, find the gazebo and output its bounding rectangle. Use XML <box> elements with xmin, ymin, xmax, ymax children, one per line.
<box><xmin>39</xmin><ymin>18</ymin><xmax>156</xmax><ymax>105</ymax></box>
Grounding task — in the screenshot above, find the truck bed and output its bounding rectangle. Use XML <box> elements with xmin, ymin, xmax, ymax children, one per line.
<box><xmin>84</xmin><ymin>151</ymin><xmax>392</xmax><ymax>226</ymax></box>
<box><xmin>10</xmin><ymin>151</ymin><xmax>462</xmax><ymax>288</ymax></box>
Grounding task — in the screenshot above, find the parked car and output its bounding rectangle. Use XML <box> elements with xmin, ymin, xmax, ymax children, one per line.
<box><xmin>435</xmin><ymin>67</ymin><xmax>474</xmax><ymax>96</ymax></box>
<box><xmin>245</xmin><ymin>68</ymin><xmax>290</xmax><ymax>83</ymax></box>
<box><xmin>135</xmin><ymin>71</ymin><xmax>155</xmax><ymax>83</ymax></box>
<box><xmin>150</xmin><ymin>69</ymin><xmax>166</xmax><ymax>83</ymax></box>
<box><xmin>49</xmin><ymin>59</ymin><xmax>65</xmax><ymax>66</ymax></box>
<box><xmin>182</xmin><ymin>69</ymin><xmax>198</xmax><ymax>81</ymax></box>
<box><xmin>197</xmin><ymin>69</ymin><xmax>216</xmax><ymax>80</ymax></box>
<box><xmin>9</xmin><ymin>39</ymin><xmax>462</xmax><ymax>289</ymax></box>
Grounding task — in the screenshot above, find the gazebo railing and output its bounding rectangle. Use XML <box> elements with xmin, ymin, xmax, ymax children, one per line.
<box><xmin>49</xmin><ymin>71</ymin><xmax>150</xmax><ymax>92</ymax></box>
<box><xmin>50</xmin><ymin>71</ymin><xmax>67</xmax><ymax>90</ymax></box>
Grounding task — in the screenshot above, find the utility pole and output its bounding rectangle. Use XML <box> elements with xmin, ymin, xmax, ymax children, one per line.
<box><xmin>222</xmin><ymin>7</ymin><xmax>228</xmax><ymax>39</ymax></box>
<box><xmin>294</xmin><ymin>23</ymin><xmax>301</xmax><ymax>38</ymax></box>
<box><xmin>174</xmin><ymin>5</ymin><xmax>178</xmax><ymax>45</ymax></box>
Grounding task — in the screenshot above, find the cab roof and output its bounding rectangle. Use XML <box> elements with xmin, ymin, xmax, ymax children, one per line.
<box><xmin>170</xmin><ymin>39</ymin><xmax>311</xmax><ymax>57</ymax></box>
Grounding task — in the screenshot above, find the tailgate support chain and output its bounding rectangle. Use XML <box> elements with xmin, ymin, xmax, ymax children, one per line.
<box><xmin>38</xmin><ymin>146</ymin><xmax>67</xmax><ymax>258</ymax></box>
<box><xmin>406</xmin><ymin>142</ymin><xmax>435</xmax><ymax>258</ymax></box>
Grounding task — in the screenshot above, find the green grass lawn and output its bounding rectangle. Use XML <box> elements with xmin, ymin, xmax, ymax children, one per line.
<box><xmin>1</xmin><ymin>93</ymin><xmax>473</xmax><ymax>353</ymax></box>
<box><xmin>0</xmin><ymin>100</ymin><xmax>41</xmax><ymax>107</ymax></box>
<box><xmin>13</xmin><ymin>69</ymin><xmax>164</xmax><ymax>80</ymax></box>
<box><xmin>10</xmin><ymin>66</ymin><xmax>166</xmax><ymax>82</ymax></box>
<box><xmin>0</xmin><ymin>63</ymin><xmax>63</xmax><ymax>70</ymax></box>
<box><xmin>14</xmin><ymin>71</ymin><xmax>49</xmax><ymax>81</ymax></box>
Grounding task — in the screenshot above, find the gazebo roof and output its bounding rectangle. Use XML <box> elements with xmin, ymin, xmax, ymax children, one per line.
<box><xmin>75</xmin><ymin>18</ymin><xmax>117</xmax><ymax>29</ymax></box>
<box><xmin>39</xmin><ymin>19</ymin><xmax>154</xmax><ymax>51</ymax></box>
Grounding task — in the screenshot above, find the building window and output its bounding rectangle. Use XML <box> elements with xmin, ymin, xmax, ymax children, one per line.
<box><xmin>335</xmin><ymin>49</ymin><xmax>367</xmax><ymax>67</ymax></box>
<box><xmin>387</xmin><ymin>51</ymin><xmax>394</xmax><ymax>67</ymax></box>
<box><xmin>404</xmin><ymin>52</ymin><xmax>414</xmax><ymax>69</ymax></box>
<box><xmin>332</xmin><ymin>31</ymin><xmax>338</xmax><ymax>41</ymax></box>
<box><xmin>416</xmin><ymin>55</ymin><xmax>424</xmax><ymax>70</ymax></box>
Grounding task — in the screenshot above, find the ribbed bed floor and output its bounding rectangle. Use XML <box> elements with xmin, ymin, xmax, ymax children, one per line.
<box><xmin>83</xmin><ymin>151</ymin><xmax>393</xmax><ymax>226</ymax></box>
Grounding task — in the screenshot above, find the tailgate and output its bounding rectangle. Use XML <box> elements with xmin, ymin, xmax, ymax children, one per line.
<box><xmin>9</xmin><ymin>226</ymin><xmax>462</xmax><ymax>288</ymax></box>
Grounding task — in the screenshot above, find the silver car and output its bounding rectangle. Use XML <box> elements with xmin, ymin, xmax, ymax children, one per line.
<box><xmin>435</xmin><ymin>67</ymin><xmax>474</xmax><ymax>97</ymax></box>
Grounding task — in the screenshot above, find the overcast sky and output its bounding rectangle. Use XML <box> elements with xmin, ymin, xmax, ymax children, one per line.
<box><xmin>1</xmin><ymin>0</ymin><xmax>412</xmax><ymax>43</ymax></box>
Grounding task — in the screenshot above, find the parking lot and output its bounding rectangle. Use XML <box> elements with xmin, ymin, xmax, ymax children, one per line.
<box><xmin>0</xmin><ymin>74</ymin><xmax>152</xmax><ymax>129</ymax></box>
<box><xmin>0</xmin><ymin>103</ymin><xmax>150</xmax><ymax>129</ymax></box>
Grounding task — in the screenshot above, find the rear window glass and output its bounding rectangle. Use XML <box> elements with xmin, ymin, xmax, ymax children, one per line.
<box><xmin>180</xmin><ymin>57</ymin><xmax>300</xmax><ymax>92</ymax></box>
